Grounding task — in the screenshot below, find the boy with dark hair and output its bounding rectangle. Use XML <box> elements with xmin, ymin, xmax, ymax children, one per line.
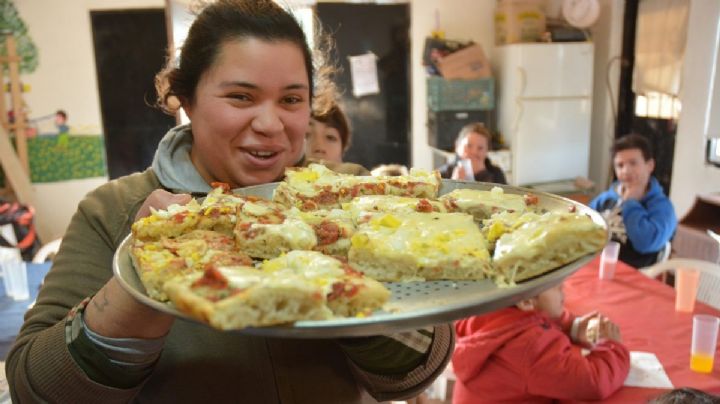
<box><xmin>590</xmin><ymin>134</ymin><xmax>677</xmax><ymax>268</ymax></box>
<box><xmin>452</xmin><ymin>283</ymin><xmax>630</xmax><ymax>403</ymax></box>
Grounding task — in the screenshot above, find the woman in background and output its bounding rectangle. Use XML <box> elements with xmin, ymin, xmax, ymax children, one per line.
<box><xmin>305</xmin><ymin>103</ymin><xmax>351</xmax><ymax>164</ymax></box>
<box><xmin>439</xmin><ymin>123</ymin><xmax>506</xmax><ymax>184</ymax></box>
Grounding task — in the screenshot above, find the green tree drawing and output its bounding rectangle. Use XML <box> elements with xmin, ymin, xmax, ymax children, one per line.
<box><xmin>0</xmin><ymin>0</ymin><xmax>39</xmax><ymax>74</ymax></box>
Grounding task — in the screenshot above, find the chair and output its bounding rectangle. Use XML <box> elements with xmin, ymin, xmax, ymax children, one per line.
<box><xmin>32</xmin><ymin>238</ymin><xmax>61</xmax><ymax>263</ymax></box>
<box><xmin>641</xmin><ymin>258</ymin><xmax>720</xmax><ymax>310</ymax></box>
<box><xmin>656</xmin><ymin>241</ymin><xmax>672</xmax><ymax>263</ymax></box>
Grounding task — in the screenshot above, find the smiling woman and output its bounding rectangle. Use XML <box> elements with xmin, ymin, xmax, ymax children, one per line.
<box><xmin>184</xmin><ymin>39</ymin><xmax>311</xmax><ymax>187</ymax></box>
<box><xmin>5</xmin><ymin>0</ymin><xmax>452</xmax><ymax>402</ymax></box>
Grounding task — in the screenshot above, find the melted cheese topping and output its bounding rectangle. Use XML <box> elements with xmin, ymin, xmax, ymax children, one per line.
<box><xmin>342</xmin><ymin>195</ymin><xmax>444</xmax><ymax>219</ymax></box>
<box><xmin>352</xmin><ymin>212</ymin><xmax>490</xmax><ymax>263</ymax></box>
<box><xmin>241</xmin><ymin>201</ymin><xmax>273</xmax><ymax>217</ymax></box>
<box><xmin>283</xmin><ymin>164</ymin><xmax>439</xmax><ymax>198</ymax></box>
<box><xmin>494</xmin><ymin>212</ymin><xmax>603</xmax><ymax>260</ymax></box>
<box><xmin>252</xmin><ymin>218</ymin><xmax>317</xmax><ymax>249</ymax></box>
<box><xmin>442</xmin><ymin>187</ymin><xmax>527</xmax><ymax>213</ymax></box>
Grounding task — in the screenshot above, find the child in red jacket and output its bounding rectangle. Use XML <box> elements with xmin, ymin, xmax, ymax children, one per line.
<box><xmin>452</xmin><ymin>283</ymin><xmax>630</xmax><ymax>403</ymax></box>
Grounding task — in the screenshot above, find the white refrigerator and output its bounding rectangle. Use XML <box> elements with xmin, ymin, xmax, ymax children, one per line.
<box><xmin>495</xmin><ymin>42</ymin><xmax>594</xmax><ymax>186</ymax></box>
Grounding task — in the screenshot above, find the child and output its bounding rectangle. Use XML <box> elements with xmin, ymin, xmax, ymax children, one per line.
<box><xmin>452</xmin><ymin>283</ymin><xmax>630</xmax><ymax>403</ymax></box>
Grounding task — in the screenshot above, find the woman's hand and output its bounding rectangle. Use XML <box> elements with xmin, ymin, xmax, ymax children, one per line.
<box><xmin>84</xmin><ymin>189</ymin><xmax>192</xmax><ymax>339</ymax></box>
<box><xmin>84</xmin><ymin>278</ymin><xmax>176</xmax><ymax>338</ymax></box>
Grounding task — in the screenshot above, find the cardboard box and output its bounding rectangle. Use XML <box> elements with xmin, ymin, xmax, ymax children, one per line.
<box><xmin>436</xmin><ymin>44</ymin><xmax>492</xmax><ymax>80</ymax></box>
<box><xmin>495</xmin><ymin>0</ymin><xmax>546</xmax><ymax>45</ymax></box>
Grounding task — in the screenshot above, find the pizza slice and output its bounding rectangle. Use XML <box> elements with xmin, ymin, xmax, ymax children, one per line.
<box><xmin>273</xmin><ymin>163</ymin><xmax>441</xmax><ymax>211</ymax></box>
<box><xmin>132</xmin><ymin>229</ymin><xmax>252</xmax><ymax>301</ymax></box>
<box><xmin>439</xmin><ymin>186</ymin><xmax>539</xmax><ymax>221</ymax></box>
<box><xmin>342</xmin><ymin>195</ymin><xmax>446</xmax><ymax>224</ymax></box>
<box><xmin>260</xmin><ymin>250</ymin><xmax>390</xmax><ymax>318</ymax></box>
<box><xmin>162</xmin><ymin>250</ymin><xmax>390</xmax><ymax>330</ymax></box>
<box><xmin>492</xmin><ymin>211</ymin><xmax>606</xmax><ymax>284</ymax></box>
<box><xmin>132</xmin><ymin>185</ymin><xmax>248</xmax><ymax>240</ymax></box>
<box><xmin>234</xmin><ymin>205</ymin><xmax>317</xmax><ymax>259</ymax></box>
<box><xmin>348</xmin><ymin>212</ymin><xmax>491</xmax><ymax>281</ymax></box>
<box><xmin>132</xmin><ymin>199</ymin><xmax>203</xmax><ymax>241</ymax></box>
<box><xmin>163</xmin><ymin>264</ymin><xmax>332</xmax><ymax>330</ymax></box>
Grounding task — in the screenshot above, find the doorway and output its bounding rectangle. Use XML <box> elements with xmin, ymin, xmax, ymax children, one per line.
<box><xmin>315</xmin><ymin>3</ymin><xmax>411</xmax><ymax>170</ymax></box>
<box><xmin>90</xmin><ymin>9</ymin><xmax>176</xmax><ymax>179</ymax></box>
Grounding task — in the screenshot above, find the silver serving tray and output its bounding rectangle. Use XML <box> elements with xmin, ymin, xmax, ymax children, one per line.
<box><xmin>113</xmin><ymin>180</ymin><xmax>607</xmax><ymax>338</ymax></box>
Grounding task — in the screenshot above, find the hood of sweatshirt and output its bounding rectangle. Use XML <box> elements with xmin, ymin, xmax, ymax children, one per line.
<box><xmin>151</xmin><ymin>124</ymin><xmax>213</xmax><ymax>194</ymax></box>
<box><xmin>452</xmin><ymin>308</ymin><xmax>549</xmax><ymax>384</ymax></box>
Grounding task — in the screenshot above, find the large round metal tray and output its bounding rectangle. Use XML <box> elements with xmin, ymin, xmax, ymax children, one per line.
<box><xmin>114</xmin><ymin>180</ymin><xmax>607</xmax><ymax>338</ymax></box>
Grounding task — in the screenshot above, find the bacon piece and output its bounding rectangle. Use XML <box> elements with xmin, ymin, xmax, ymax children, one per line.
<box><xmin>192</xmin><ymin>266</ymin><xmax>228</xmax><ymax>289</ymax></box>
<box><xmin>314</xmin><ymin>221</ymin><xmax>341</xmax><ymax>246</ymax></box>
<box><xmin>524</xmin><ymin>194</ymin><xmax>539</xmax><ymax>206</ymax></box>
<box><xmin>210</xmin><ymin>182</ymin><xmax>231</xmax><ymax>193</ymax></box>
<box><xmin>416</xmin><ymin>199</ymin><xmax>434</xmax><ymax>213</ymax></box>
<box><xmin>327</xmin><ymin>282</ymin><xmax>360</xmax><ymax>301</ymax></box>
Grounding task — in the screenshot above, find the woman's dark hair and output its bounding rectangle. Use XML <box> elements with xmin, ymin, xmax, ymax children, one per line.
<box><xmin>612</xmin><ymin>133</ymin><xmax>654</xmax><ymax>161</ymax></box>
<box><xmin>155</xmin><ymin>0</ymin><xmax>335</xmax><ymax>114</ymax></box>
<box><xmin>312</xmin><ymin>104</ymin><xmax>351</xmax><ymax>152</ymax></box>
<box><xmin>455</xmin><ymin>122</ymin><xmax>492</xmax><ymax>150</ymax></box>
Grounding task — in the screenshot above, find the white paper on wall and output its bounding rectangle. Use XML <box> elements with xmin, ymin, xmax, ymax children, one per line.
<box><xmin>349</xmin><ymin>53</ymin><xmax>380</xmax><ymax>97</ymax></box>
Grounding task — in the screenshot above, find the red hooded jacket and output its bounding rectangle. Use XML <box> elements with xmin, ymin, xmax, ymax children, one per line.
<box><xmin>452</xmin><ymin>308</ymin><xmax>630</xmax><ymax>403</ymax></box>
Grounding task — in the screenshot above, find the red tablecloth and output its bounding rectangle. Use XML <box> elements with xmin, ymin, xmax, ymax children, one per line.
<box><xmin>563</xmin><ymin>257</ymin><xmax>720</xmax><ymax>403</ymax></box>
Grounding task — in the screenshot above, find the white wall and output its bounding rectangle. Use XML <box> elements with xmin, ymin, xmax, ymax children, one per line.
<box><xmin>410</xmin><ymin>0</ymin><xmax>496</xmax><ymax>170</ymax></box>
<box><xmin>670</xmin><ymin>0</ymin><xmax>720</xmax><ymax>217</ymax></box>
<box><xmin>13</xmin><ymin>0</ymin><xmax>163</xmax><ymax>240</ymax></box>
<box><xmin>588</xmin><ymin>0</ymin><xmax>624</xmax><ymax>190</ymax></box>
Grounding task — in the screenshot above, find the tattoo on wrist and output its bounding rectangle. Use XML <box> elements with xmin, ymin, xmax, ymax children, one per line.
<box><xmin>92</xmin><ymin>289</ymin><xmax>109</xmax><ymax>312</ymax></box>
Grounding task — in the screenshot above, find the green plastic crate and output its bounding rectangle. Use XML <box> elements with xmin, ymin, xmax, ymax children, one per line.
<box><xmin>427</xmin><ymin>77</ymin><xmax>495</xmax><ymax>111</ymax></box>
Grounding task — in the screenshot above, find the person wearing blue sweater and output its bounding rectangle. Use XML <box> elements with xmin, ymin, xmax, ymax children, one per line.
<box><xmin>590</xmin><ymin>134</ymin><xmax>677</xmax><ymax>268</ymax></box>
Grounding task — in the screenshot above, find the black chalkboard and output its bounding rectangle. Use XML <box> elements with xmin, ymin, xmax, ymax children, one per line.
<box><xmin>316</xmin><ymin>3</ymin><xmax>411</xmax><ymax>171</ymax></box>
<box><xmin>90</xmin><ymin>9</ymin><xmax>176</xmax><ymax>180</ymax></box>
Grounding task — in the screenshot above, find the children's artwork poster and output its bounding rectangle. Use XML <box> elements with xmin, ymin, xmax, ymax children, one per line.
<box><xmin>349</xmin><ymin>52</ymin><xmax>380</xmax><ymax>97</ymax></box>
<box><xmin>0</xmin><ymin>134</ymin><xmax>108</xmax><ymax>185</ymax></box>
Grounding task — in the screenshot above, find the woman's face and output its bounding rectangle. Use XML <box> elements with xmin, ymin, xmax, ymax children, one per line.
<box><xmin>456</xmin><ymin>132</ymin><xmax>489</xmax><ymax>169</ymax></box>
<box><xmin>184</xmin><ymin>38</ymin><xmax>310</xmax><ymax>188</ymax></box>
<box><xmin>305</xmin><ymin>119</ymin><xmax>343</xmax><ymax>163</ymax></box>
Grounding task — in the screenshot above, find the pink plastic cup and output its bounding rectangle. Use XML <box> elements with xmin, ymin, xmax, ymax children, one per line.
<box><xmin>599</xmin><ymin>241</ymin><xmax>620</xmax><ymax>280</ymax></box>
<box><xmin>676</xmin><ymin>268</ymin><xmax>700</xmax><ymax>312</ymax></box>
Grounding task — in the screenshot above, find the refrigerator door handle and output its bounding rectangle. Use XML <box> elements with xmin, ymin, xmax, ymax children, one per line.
<box><xmin>511</xmin><ymin>67</ymin><xmax>527</xmax><ymax>134</ymax></box>
<box><xmin>517</xmin><ymin>66</ymin><xmax>527</xmax><ymax>98</ymax></box>
<box><xmin>512</xmin><ymin>99</ymin><xmax>524</xmax><ymax>135</ymax></box>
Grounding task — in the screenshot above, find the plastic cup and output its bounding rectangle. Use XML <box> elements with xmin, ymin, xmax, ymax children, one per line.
<box><xmin>2</xmin><ymin>260</ymin><xmax>29</xmax><ymax>301</ymax></box>
<box><xmin>675</xmin><ymin>268</ymin><xmax>700</xmax><ymax>312</ymax></box>
<box><xmin>599</xmin><ymin>241</ymin><xmax>620</xmax><ymax>280</ymax></box>
<box><xmin>690</xmin><ymin>314</ymin><xmax>719</xmax><ymax>373</ymax></box>
<box><xmin>459</xmin><ymin>159</ymin><xmax>474</xmax><ymax>180</ymax></box>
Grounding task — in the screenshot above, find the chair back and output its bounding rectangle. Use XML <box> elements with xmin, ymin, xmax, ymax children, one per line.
<box><xmin>32</xmin><ymin>238</ymin><xmax>61</xmax><ymax>263</ymax></box>
<box><xmin>641</xmin><ymin>258</ymin><xmax>720</xmax><ymax>310</ymax></box>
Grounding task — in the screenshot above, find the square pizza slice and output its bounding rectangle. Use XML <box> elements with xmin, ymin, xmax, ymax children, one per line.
<box><xmin>439</xmin><ymin>187</ymin><xmax>539</xmax><ymax>221</ymax></box>
<box><xmin>492</xmin><ymin>211</ymin><xmax>606</xmax><ymax>284</ymax></box>
<box><xmin>260</xmin><ymin>250</ymin><xmax>390</xmax><ymax>318</ymax></box>
<box><xmin>132</xmin><ymin>229</ymin><xmax>252</xmax><ymax>301</ymax></box>
<box><xmin>342</xmin><ymin>195</ymin><xmax>446</xmax><ymax>225</ymax></box>
<box><xmin>273</xmin><ymin>163</ymin><xmax>440</xmax><ymax>211</ymax></box>
<box><xmin>163</xmin><ymin>264</ymin><xmax>332</xmax><ymax>330</ymax></box>
<box><xmin>348</xmin><ymin>212</ymin><xmax>491</xmax><ymax>282</ymax></box>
